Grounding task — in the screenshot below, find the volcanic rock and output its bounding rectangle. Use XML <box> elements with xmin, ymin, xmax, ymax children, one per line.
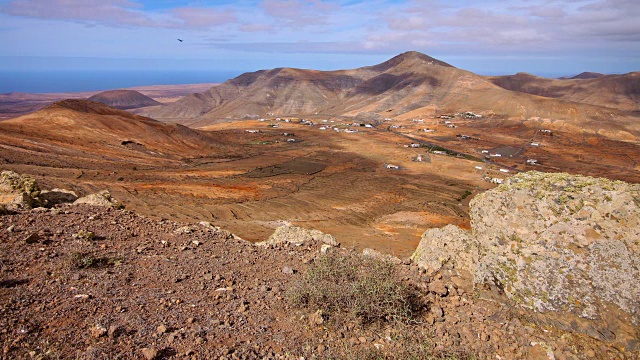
<box><xmin>412</xmin><ymin>171</ymin><xmax>640</xmax><ymax>349</ymax></box>
<box><xmin>74</xmin><ymin>190</ymin><xmax>121</xmax><ymax>208</ymax></box>
<box><xmin>257</xmin><ymin>225</ymin><xmax>339</xmax><ymax>247</ymax></box>
<box><xmin>39</xmin><ymin>188</ymin><xmax>78</xmax><ymax>206</ymax></box>
<box><xmin>0</xmin><ymin>170</ymin><xmax>41</xmax><ymax>210</ymax></box>
<box><xmin>411</xmin><ymin>224</ymin><xmax>477</xmax><ymax>276</ymax></box>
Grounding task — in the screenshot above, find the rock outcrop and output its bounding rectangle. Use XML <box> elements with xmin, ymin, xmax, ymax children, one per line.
<box><xmin>411</xmin><ymin>224</ymin><xmax>477</xmax><ymax>277</ymax></box>
<box><xmin>0</xmin><ymin>171</ymin><xmax>41</xmax><ymax>210</ymax></box>
<box><xmin>412</xmin><ymin>171</ymin><xmax>640</xmax><ymax>349</ymax></box>
<box><xmin>73</xmin><ymin>190</ymin><xmax>122</xmax><ymax>208</ymax></box>
<box><xmin>40</xmin><ymin>188</ymin><xmax>78</xmax><ymax>206</ymax></box>
<box><xmin>257</xmin><ymin>225</ymin><xmax>339</xmax><ymax>247</ymax></box>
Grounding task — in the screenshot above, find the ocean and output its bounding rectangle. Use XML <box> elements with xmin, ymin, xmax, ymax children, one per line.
<box><xmin>0</xmin><ymin>70</ymin><xmax>243</xmax><ymax>93</ymax></box>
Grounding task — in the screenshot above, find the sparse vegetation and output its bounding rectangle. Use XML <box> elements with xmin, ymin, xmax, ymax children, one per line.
<box><xmin>70</xmin><ymin>252</ymin><xmax>120</xmax><ymax>269</ymax></box>
<box><xmin>457</xmin><ymin>190</ymin><xmax>473</xmax><ymax>202</ymax></box>
<box><xmin>287</xmin><ymin>252</ymin><xmax>420</xmax><ymax>324</ymax></box>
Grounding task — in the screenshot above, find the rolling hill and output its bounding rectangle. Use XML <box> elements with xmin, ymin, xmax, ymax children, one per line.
<box><xmin>488</xmin><ymin>72</ymin><xmax>640</xmax><ymax>112</ymax></box>
<box><xmin>88</xmin><ymin>89</ymin><xmax>161</xmax><ymax>110</ymax></box>
<box><xmin>0</xmin><ymin>99</ymin><xmax>231</xmax><ymax>165</ymax></box>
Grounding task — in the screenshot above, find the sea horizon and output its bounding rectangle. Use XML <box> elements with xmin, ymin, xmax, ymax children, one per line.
<box><xmin>0</xmin><ymin>69</ymin><xmax>243</xmax><ymax>94</ymax></box>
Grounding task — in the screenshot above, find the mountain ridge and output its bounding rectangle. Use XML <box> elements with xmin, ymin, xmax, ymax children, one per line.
<box><xmin>141</xmin><ymin>51</ymin><xmax>639</xmax><ymax>128</ymax></box>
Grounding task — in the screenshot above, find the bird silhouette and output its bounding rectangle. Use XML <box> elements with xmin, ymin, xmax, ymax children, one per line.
<box><xmin>177</xmin><ymin>39</ymin><xmax>183</xmax><ymax>42</ymax></box>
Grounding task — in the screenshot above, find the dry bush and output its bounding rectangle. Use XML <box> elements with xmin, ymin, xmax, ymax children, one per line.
<box><xmin>288</xmin><ymin>252</ymin><xmax>420</xmax><ymax>324</ymax></box>
<box><xmin>70</xmin><ymin>252</ymin><xmax>120</xmax><ymax>269</ymax></box>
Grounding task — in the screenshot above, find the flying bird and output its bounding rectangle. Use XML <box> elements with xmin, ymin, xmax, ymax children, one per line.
<box><xmin>177</xmin><ymin>39</ymin><xmax>183</xmax><ymax>42</ymax></box>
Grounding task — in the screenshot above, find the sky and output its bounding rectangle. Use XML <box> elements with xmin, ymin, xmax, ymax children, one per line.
<box><xmin>0</xmin><ymin>0</ymin><xmax>639</xmax><ymax>79</ymax></box>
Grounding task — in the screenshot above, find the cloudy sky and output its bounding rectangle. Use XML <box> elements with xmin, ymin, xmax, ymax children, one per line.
<box><xmin>1</xmin><ymin>0</ymin><xmax>638</xmax><ymax>77</ymax></box>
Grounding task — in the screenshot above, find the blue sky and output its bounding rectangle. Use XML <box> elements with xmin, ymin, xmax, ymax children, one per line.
<box><xmin>0</xmin><ymin>0</ymin><xmax>638</xmax><ymax>77</ymax></box>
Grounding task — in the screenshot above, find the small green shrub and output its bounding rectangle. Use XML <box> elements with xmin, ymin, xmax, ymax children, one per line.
<box><xmin>71</xmin><ymin>252</ymin><xmax>120</xmax><ymax>269</ymax></box>
<box><xmin>287</xmin><ymin>252</ymin><xmax>419</xmax><ymax>324</ymax></box>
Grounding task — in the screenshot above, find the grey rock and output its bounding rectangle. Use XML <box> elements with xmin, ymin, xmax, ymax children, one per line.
<box><xmin>412</xmin><ymin>171</ymin><xmax>640</xmax><ymax>349</ymax></box>
<box><xmin>257</xmin><ymin>225</ymin><xmax>339</xmax><ymax>247</ymax></box>
<box><xmin>411</xmin><ymin>224</ymin><xmax>477</xmax><ymax>276</ymax></box>
<box><xmin>74</xmin><ymin>190</ymin><xmax>122</xmax><ymax>208</ymax></box>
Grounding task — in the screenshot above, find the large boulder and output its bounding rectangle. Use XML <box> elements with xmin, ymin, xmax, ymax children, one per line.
<box><xmin>0</xmin><ymin>171</ymin><xmax>41</xmax><ymax>210</ymax></box>
<box><xmin>411</xmin><ymin>224</ymin><xmax>477</xmax><ymax>277</ymax></box>
<box><xmin>412</xmin><ymin>171</ymin><xmax>640</xmax><ymax>349</ymax></box>
<box><xmin>40</xmin><ymin>188</ymin><xmax>78</xmax><ymax>206</ymax></box>
<box><xmin>257</xmin><ymin>225</ymin><xmax>339</xmax><ymax>247</ymax></box>
<box><xmin>74</xmin><ymin>190</ymin><xmax>122</xmax><ymax>208</ymax></box>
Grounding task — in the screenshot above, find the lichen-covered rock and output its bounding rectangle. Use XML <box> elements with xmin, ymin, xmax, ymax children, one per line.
<box><xmin>0</xmin><ymin>171</ymin><xmax>41</xmax><ymax>210</ymax></box>
<box><xmin>411</xmin><ymin>224</ymin><xmax>477</xmax><ymax>276</ymax></box>
<box><xmin>412</xmin><ymin>171</ymin><xmax>640</xmax><ymax>349</ymax></box>
<box><xmin>257</xmin><ymin>225</ymin><xmax>339</xmax><ymax>247</ymax></box>
<box><xmin>73</xmin><ymin>190</ymin><xmax>122</xmax><ymax>208</ymax></box>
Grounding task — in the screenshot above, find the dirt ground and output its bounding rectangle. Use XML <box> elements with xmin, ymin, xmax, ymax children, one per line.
<box><xmin>0</xmin><ymin>205</ymin><xmax>627</xmax><ymax>359</ymax></box>
<box><xmin>2</xmin><ymin>111</ymin><xmax>638</xmax><ymax>259</ymax></box>
<box><xmin>1</xmin><ymin>118</ymin><xmax>489</xmax><ymax>258</ymax></box>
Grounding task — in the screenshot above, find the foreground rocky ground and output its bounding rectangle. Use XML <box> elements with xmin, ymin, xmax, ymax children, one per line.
<box><xmin>0</xmin><ymin>203</ymin><xmax>631</xmax><ymax>359</ymax></box>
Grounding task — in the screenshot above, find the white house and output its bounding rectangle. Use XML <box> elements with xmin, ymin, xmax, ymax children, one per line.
<box><xmin>530</xmin><ymin>142</ymin><xmax>540</xmax><ymax>146</ymax></box>
<box><xmin>500</xmin><ymin>169</ymin><xmax>510</xmax><ymax>173</ymax></box>
<box><xmin>475</xmin><ymin>166</ymin><xmax>483</xmax><ymax>170</ymax></box>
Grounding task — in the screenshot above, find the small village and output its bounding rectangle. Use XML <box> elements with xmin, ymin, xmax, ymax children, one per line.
<box><xmin>240</xmin><ymin>111</ymin><xmax>558</xmax><ymax>186</ymax></box>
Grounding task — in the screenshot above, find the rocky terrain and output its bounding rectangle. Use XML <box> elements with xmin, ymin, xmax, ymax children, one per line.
<box><xmin>0</xmin><ymin>172</ymin><xmax>639</xmax><ymax>359</ymax></box>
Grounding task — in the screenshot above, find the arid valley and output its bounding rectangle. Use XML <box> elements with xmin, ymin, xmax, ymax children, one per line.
<box><xmin>1</xmin><ymin>51</ymin><xmax>639</xmax><ymax>359</ymax></box>
<box><xmin>2</xmin><ymin>52</ymin><xmax>638</xmax><ymax>257</ymax></box>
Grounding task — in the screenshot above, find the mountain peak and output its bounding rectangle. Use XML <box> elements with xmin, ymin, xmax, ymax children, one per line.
<box><xmin>45</xmin><ymin>99</ymin><xmax>147</xmax><ymax>120</ymax></box>
<box><xmin>369</xmin><ymin>51</ymin><xmax>454</xmax><ymax>72</ymax></box>
<box><xmin>88</xmin><ymin>89</ymin><xmax>160</xmax><ymax>110</ymax></box>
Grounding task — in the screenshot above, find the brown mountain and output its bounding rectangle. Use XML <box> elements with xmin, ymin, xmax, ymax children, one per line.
<box><xmin>488</xmin><ymin>72</ymin><xmax>640</xmax><ymax>111</ymax></box>
<box><xmin>142</xmin><ymin>52</ymin><xmax>639</xmax><ymax>130</ymax></box>
<box><xmin>88</xmin><ymin>89</ymin><xmax>161</xmax><ymax>110</ymax></box>
<box><xmin>0</xmin><ymin>99</ymin><xmax>228</xmax><ymax>164</ymax></box>
<box><xmin>567</xmin><ymin>72</ymin><xmax>606</xmax><ymax>80</ymax></box>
